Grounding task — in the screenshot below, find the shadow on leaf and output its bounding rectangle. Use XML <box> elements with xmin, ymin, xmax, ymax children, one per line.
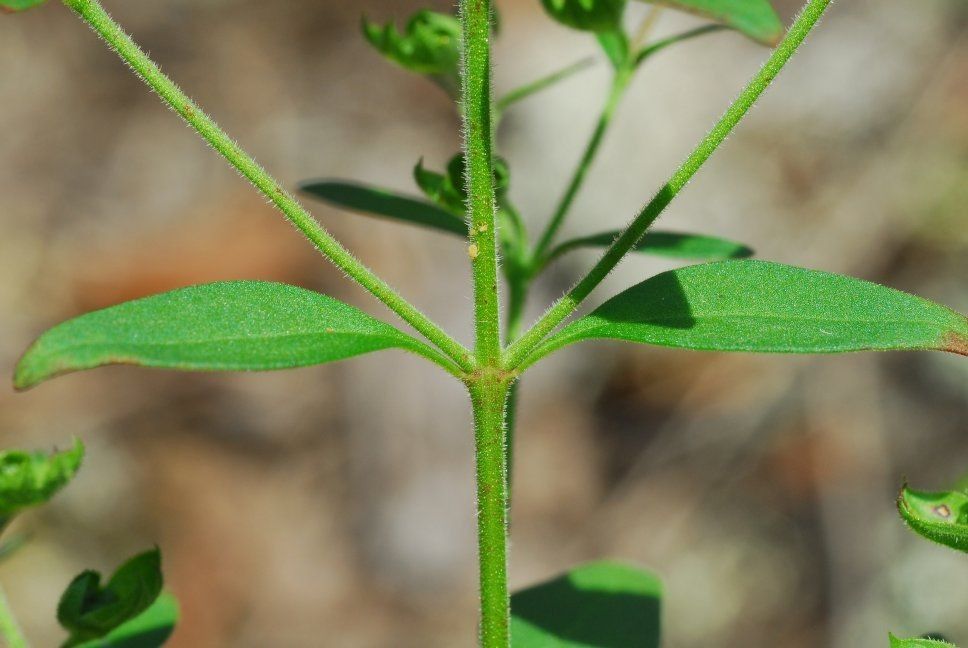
<box><xmin>511</xmin><ymin>561</ymin><xmax>661</xmax><ymax>648</ymax></box>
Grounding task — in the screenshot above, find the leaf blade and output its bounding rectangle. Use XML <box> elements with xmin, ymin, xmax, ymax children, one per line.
<box><xmin>512</xmin><ymin>561</ymin><xmax>661</xmax><ymax>647</ymax></box>
<box><xmin>1</xmin><ymin>0</ymin><xmax>48</xmax><ymax>12</ymax></box>
<box><xmin>634</xmin><ymin>0</ymin><xmax>783</xmax><ymax>46</ymax></box>
<box><xmin>0</xmin><ymin>439</ymin><xmax>85</xmax><ymax>519</ymax></box>
<box><xmin>897</xmin><ymin>485</ymin><xmax>968</xmax><ymax>554</ymax></box>
<box><xmin>15</xmin><ymin>281</ymin><xmax>451</xmax><ymax>390</ymax></box>
<box><xmin>72</xmin><ymin>593</ymin><xmax>179</xmax><ymax>648</ymax></box>
<box><xmin>58</xmin><ymin>549</ymin><xmax>166</xmax><ymax>646</ymax></box>
<box><xmin>299</xmin><ymin>180</ymin><xmax>467</xmax><ymax>237</ymax></box>
<box><xmin>530</xmin><ymin>261</ymin><xmax>968</xmax><ymax>365</ymax></box>
<box><xmin>549</xmin><ymin>230</ymin><xmax>754</xmax><ymax>263</ymax></box>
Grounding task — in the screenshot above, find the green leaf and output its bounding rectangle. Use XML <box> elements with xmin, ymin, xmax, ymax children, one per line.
<box><xmin>897</xmin><ymin>485</ymin><xmax>968</xmax><ymax>553</ymax></box>
<box><xmin>362</xmin><ymin>10</ymin><xmax>462</xmax><ymax>95</ymax></box>
<box><xmin>530</xmin><ymin>260</ymin><xmax>968</xmax><ymax>365</ymax></box>
<box><xmin>633</xmin><ymin>0</ymin><xmax>783</xmax><ymax>46</ymax></box>
<box><xmin>73</xmin><ymin>593</ymin><xmax>178</xmax><ymax>648</ymax></box>
<box><xmin>299</xmin><ymin>179</ymin><xmax>467</xmax><ymax>237</ymax></box>
<box><xmin>15</xmin><ymin>281</ymin><xmax>453</xmax><ymax>390</ymax></box>
<box><xmin>889</xmin><ymin>634</ymin><xmax>958</xmax><ymax>648</ymax></box>
<box><xmin>541</xmin><ymin>0</ymin><xmax>627</xmax><ymax>33</ymax></box>
<box><xmin>1</xmin><ymin>0</ymin><xmax>48</xmax><ymax>12</ymax></box>
<box><xmin>58</xmin><ymin>550</ymin><xmax>165</xmax><ymax>647</ymax></box>
<box><xmin>512</xmin><ymin>561</ymin><xmax>661</xmax><ymax>647</ymax></box>
<box><xmin>548</xmin><ymin>230</ymin><xmax>754</xmax><ymax>264</ymax></box>
<box><xmin>0</xmin><ymin>439</ymin><xmax>84</xmax><ymax>519</ymax></box>
<box><xmin>597</xmin><ymin>30</ymin><xmax>631</xmax><ymax>68</ymax></box>
<box><xmin>413</xmin><ymin>154</ymin><xmax>511</xmax><ymax>216</ymax></box>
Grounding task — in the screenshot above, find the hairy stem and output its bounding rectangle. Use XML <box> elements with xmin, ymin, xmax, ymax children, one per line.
<box><xmin>0</xmin><ymin>585</ymin><xmax>28</xmax><ymax>648</ymax></box>
<box><xmin>506</xmin><ymin>0</ymin><xmax>836</xmax><ymax>369</ymax></box>
<box><xmin>61</xmin><ymin>0</ymin><xmax>473</xmax><ymax>374</ymax></box>
<box><xmin>534</xmin><ymin>65</ymin><xmax>633</xmax><ymax>260</ymax></box>
<box><xmin>469</xmin><ymin>378</ymin><xmax>512</xmax><ymax>648</ymax></box>
<box><xmin>461</xmin><ymin>0</ymin><xmax>501</xmax><ymax>367</ymax></box>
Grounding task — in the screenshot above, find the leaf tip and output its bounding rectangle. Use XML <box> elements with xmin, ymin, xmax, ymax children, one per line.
<box><xmin>941</xmin><ymin>328</ymin><xmax>968</xmax><ymax>356</ymax></box>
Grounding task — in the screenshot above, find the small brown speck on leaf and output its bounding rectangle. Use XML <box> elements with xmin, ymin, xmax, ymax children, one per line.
<box><xmin>934</xmin><ymin>504</ymin><xmax>952</xmax><ymax>519</ymax></box>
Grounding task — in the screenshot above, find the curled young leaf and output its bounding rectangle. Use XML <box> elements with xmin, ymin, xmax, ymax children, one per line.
<box><xmin>526</xmin><ymin>260</ymin><xmax>968</xmax><ymax>367</ymax></box>
<box><xmin>889</xmin><ymin>634</ymin><xmax>958</xmax><ymax>648</ymax></box>
<box><xmin>14</xmin><ymin>281</ymin><xmax>457</xmax><ymax>389</ymax></box>
<box><xmin>633</xmin><ymin>0</ymin><xmax>783</xmax><ymax>46</ymax></box>
<box><xmin>0</xmin><ymin>0</ymin><xmax>48</xmax><ymax>13</ymax></box>
<box><xmin>0</xmin><ymin>439</ymin><xmax>84</xmax><ymax>522</ymax></box>
<box><xmin>299</xmin><ymin>179</ymin><xmax>467</xmax><ymax>237</ymax></box>
<box><xmin>58</xmin><ymin>549</ymin><xmax>168</xmax><ymax>647</ymax></box>
<box><xmin>362</xmin><ymin>10</ymin><xmax>462</xmax><ymax>96</ymax></box>
<box><xmin>512</xmin><ymin>561</ymin><xmax>661</xmax><ymax>647</ymax></box>
<box><xmin>71</xmin><ymin>592</ymin><xmax>178</xmax><ymax>648</ymax></box>
<box><xmin>897</xmin><ymin>485</ymin><xmax>968</xmax><ymax>553</ymax></box>
<box><xmin>541</xmin><ymin>0</ymin><xmax>628</xmax><ymax>33</ymax></box>
<box><xmin>414</xmin><ymin>154</ymin><xmax>511</xmax><ymax>216</ymax></box>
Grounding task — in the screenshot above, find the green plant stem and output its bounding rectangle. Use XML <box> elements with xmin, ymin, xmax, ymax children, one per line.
<box><xmin>503</xmin><ymin>278</ymin><xmax>528</xmax><ymax>496</ymax></box>
<box><xmin>505</xmin><ymin>0</ymin><xmax>836</xmax><ymax>370</ymax></box>
<box><xmin>533</xmin><ymin>65</ymin><xmax>633</xmax><ymax>261</ymax></box>
<box><xmin>0</xmin><ymin>585</ymin><xmax>28</xmax><ymax>648</ymax></box>
<box><xmin>60</xmin><ymin>0</ymin><xmax>474</xmax><ymax>375</ymax></box>
<box><xmin>469</xmin><ymin>378</ymin><xmax>512</xmax><ymax>648</ymax></box>
<box><xmin>496</xmin><ymin>57</ymin><xmax>596</xmax><ymax>115</ymax></box>
<box><xmin>460</xmin><ymin>0</ymin><xmax>501</xmax><ymax>367</ymax></box>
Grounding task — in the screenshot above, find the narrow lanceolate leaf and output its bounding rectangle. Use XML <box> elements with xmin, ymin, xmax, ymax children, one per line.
<box><xmin>1</xmin><ymin>0</ymin><xmax>47</xmax><ymax>12</ymax></box>
<box><xmin>528</xmin><ymin>261</ymin><xmax>968</xmax><ymax>366</ymax></box>
<box><xmin>897</xmin><ymin>485</ymin><xmax>968</xmax><ymax>553</ymax></box>
<box><xmin>414</xmin><ymin>154</ymin><xmax>511</xmax><ymax>217</ymax></box>
<box><xmin>15</xmin><ymin>281</ymin><xmax>454</xmax><ymax>390</ymax></box>
<box><xmin>889</xmin><ymin>634</ymin><xmax>958</xmax><ymax>648</ymax></box>
<box><xmin>512</xmin><ymin>561</ymin><xmax>661</xmax><ymax>647</ymax></box>
<box><xmin>72</xmin><ymin>593</ymin><xmax>178</xmax><ymax>648</ymax></box>
<box><xmin>299</xmin><ymin>179</ymin><xmax>467</xmax><ymax>236</ymax></box>
<box><xmin>0</xmin><ymin>439</ymin><xmax>84</xmax><ymax>519</ymax></box>
<box><xmin>540</xmin><ymin>0</ymin><xmax>627</xmax><ymax>33</ymax></box>
<box><xmin>548</xmin><ymin>230</ymin><xmax>753</xmax><ymax>264</ymax></box>
<box><xmin>634</xmin><ymin>0</ymin><xmax>783</xmax><ymax>46</ymax></box>
<box><xmin>58</xmin><ymin>549</ymin><xmax>167</xmax><ymax>647</ymax></box>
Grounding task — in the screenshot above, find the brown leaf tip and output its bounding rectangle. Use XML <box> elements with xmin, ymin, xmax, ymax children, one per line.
<box><xmin>943</xmin><ymin>329</ymin><xmax>968</xmax><ymax>356</ymax></box>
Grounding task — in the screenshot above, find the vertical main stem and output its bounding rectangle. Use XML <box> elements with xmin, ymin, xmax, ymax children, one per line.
<box><xmin>461</xmin><ymin>0</ymin><xmax>501</xmax><ymax>366</ymax></box>
<box><xmin>470</xmin><ymin>379</ymin><xmax>513</xmax><ymax>648</ymax></box>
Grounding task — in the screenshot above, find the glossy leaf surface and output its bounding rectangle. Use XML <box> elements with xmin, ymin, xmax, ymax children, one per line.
<box><xmin>549</xmin><ymin>230</ymin><xmax>753</xmax><ymax>263</ymax></box>
<box><xmin>59</xmin><ymin>550</ymin><xmax>165</xmax><ymax>647</ymax></box>
<box><xmin>634</xmin><ymin>0</ymin><xmax>783</xmax><ymax>45</ymax></box>
<box><xmin>0</xmin><ymin>439</ymin><xmax>84</xmax><ymax>518</ymax></box>
<box><xmin>531</xmin><ymin>261</ymin><xmax>968</xmax><ymax>364</ymax></box>
<box><xmin>72</xmin><ymin>593</ymin><xmax>178</xmax><ymax>648</ymax></box>
<box><xmin>512</xmin><ymin>561</ymin><xmax>661</xmax><ymax>647</ymax></box>
<box><xmin>299</xmin><ymin>179</ymin><xmax>466</xmax><ymax>236</ymax></box>
<box><xmin>898</xmin><ymin>485</ymin><xmax>968</xmax><ymax>553</ymax></box>
<box><xmin>15</xmin><ymin>282</ymin><xmax>449</xmax><ymax>390</ymax></box>
<box><xmin>541</xmin><ymin>0</ymin><xmax>627</xmax><ymax>32</ymax></box>
<box><xmin>889</xmin><ymin>635</ymin><xmax>958</xmax><ymax>648</ymax></box>
<box><xmin>1</xmin><ymin>0</ymin><xmax>47</xmax><ymax>12</ymax></box>
<box><xmin>362</xmin><ymin>10</ymin><xmax>462</xmax><ymax>94</ymax></box>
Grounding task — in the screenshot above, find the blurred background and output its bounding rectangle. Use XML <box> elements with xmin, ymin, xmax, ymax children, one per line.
<box><xmin>1</xmin><ymin>0</ymin><xmax>966</xmax><ymax>646</ymax></box>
